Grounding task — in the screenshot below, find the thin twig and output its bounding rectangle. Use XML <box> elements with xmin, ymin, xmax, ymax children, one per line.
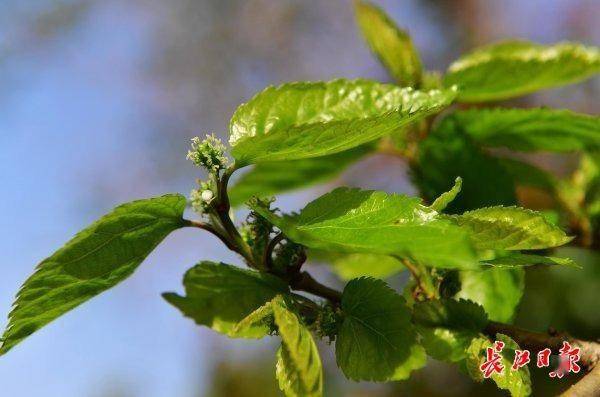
<box><xmin>264</xmin><ymin>232</ymin><xmax>284</xmax><ymax>270</ymax></box>
<box><xmin>184</xmin><ymin>219</ymin><xmax>238</xmax><ymax>252</ymax></box>
<box><xmin>398</xmin><ymin>257</ymin><xmax>436</xmax><ymax>299</ymax></box>
<box><xmin>290</xmin><ymin>271</ymin><xmax>342</xmax><ymax>304</ymax></box>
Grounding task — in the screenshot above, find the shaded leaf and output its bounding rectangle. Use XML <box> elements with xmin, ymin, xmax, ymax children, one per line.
<box><xmin>336</xmin><ymin>277</ymin><xmax>426</xmax><ymax>381</ymax></box>
<box><xmin>163</xmin><ymin>262</ymin><xmax>289</xmax><ymax>338</ymax></box>
<box><xmin>413</xmin><ymin>299</ymin><xmax>487</xmax><ymax>362</ymax></box>
<box><xmin>253</xmin><ymin>187</ymin><xmax>478</xmax><ymax>269</ymax></box>
<box><xmin>229</xmin><ymin>145</ymin><xmax>372</xmax><ymax>207</ymax></box>
<box><xmin>452</xmin><ymin>108</ymin><xmax>600</xmax><ymax>152</ymax></box>
<box><xmin>319</xmin><ymin>252</ymin><xmax>405</xmax><ymax>281</ymax></box>
<box><xmin>229</xmin><ymin>79</ymin><xmax>456</xmax><ymax>164</ymax></box>
<box><xmin>413</xmin><ymin>117</ymin><xmax>517</xmax><ymax>213</ymax></box>
<box><xmin>497</xmin><ymin>157</ymin><xmax>558</xmax><ymax>193</ymax></box>
<box><xmin>354</xmin><ymin>0</ymin><xmax>422</xmax><ymax>86</ymax></box>
<box><xmin>445</xmin><ymin>40</ymin><xmax>600</xmax><ymax>102</ymax></box>
<box><xmin>1</xmin><ymin>194</ymin><xmax>186</xmax><ymax>355</ymax></box>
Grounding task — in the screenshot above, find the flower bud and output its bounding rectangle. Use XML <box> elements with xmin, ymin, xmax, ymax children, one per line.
<box><xmin>201</xmin><ymin>189</ymin><xmax>214</xmax><ymax>202</ymax></box>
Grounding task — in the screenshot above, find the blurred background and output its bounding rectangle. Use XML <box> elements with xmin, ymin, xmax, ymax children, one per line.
<box><xmin>1</xmin><ymin>0</ymin><xmax>599</xmax><ymax>396</ymax></box>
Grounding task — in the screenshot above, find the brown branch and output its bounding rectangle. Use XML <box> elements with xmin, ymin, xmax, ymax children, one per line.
<box><xmin>185</xmin><ymin>218</ymin><xmax>256</xmax><ymax>267</ymax></box>
<box><xmin>289</xmin><ymin>271</ymin><xmax>342</xmax><ymax>304</ymax></box>
<box><xmin>184</xmin><ymin>219</ymin><xmax>237</xmax><ymax>251</ymax></box>
<box><xmin>561</xmin><ymin>364</ymin><xmax>600</xmax><ymax>397</ymax></box>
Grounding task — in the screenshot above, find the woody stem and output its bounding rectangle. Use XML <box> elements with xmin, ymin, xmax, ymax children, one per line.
<box><xmin>484</xmin><ymin>321</ymin><xmax>600</xmax><ymax>370</ymax></box>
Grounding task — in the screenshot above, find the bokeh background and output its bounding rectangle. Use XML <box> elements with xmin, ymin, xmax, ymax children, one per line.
<box><xmin>1</xmin><ymin>0</ymin><xmax>599</xmax><ymax>396</ymax></box>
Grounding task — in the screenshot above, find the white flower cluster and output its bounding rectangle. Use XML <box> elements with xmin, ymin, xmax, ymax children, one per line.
<box><xmin>186</xmin><ymin>134</ymin><xmax>229</xmax><ymax>171</ymax></box>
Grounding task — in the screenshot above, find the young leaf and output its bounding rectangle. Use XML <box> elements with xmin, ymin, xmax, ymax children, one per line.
<box><xmin>453</xmin><ymin>206</ymin><xmax>572</xmax><ymax>250</ymax></box>
<box><xmin>465</xmin><ymin>334</ymin><xmax>532</xmax><ymax>397</ymax></box>
<box><xmin>163</xmin><ymin>262</ymin><xmax>289</xmax><ymax>338</ymax></box>
<box><xmin>412</xmin><ymin>299</ymin><xmax>487</xmax><ymax>362</ymax></box>
<box><xmin>455</xmin><ymin>268</ymin><xmax>525</xmax><ymax>323</ymax></box>
<box><xmin>233</xmin><ymin>303</ymin><xmax>275</xmax><ymax>336</ymax></box>
<box><xmin>336</xmin><ymin>277</ymin><xmax>426</xmax><ymax>381</ymax></box>
<box><xmin>253</xmin><ymin>187</ymin><xmax>478</xmax><ymax>269</ymax></box>
<box><xmin>484</xmin><ymin>253</ymin><xmax>579</xmax><ymax>269</ymax></box>
<box><xmin>445</xmin><ymin>40</ymin><xmax>600</xmax><ymax>102</ymax></box>
<box><xmin>354</xmin><ymin>0</ymin><xmax>422</xmax><ymax>86</ymax></box>
<box><xmin>229</xmin><ymin>145</ymin><xmax>372</xmax><ymax>207</ymax></box>
<box><xmin>452</xmin><ymin>108</ymin><xmax>600</xmax><ymax>152</ymax></box>
<box><xmin>0</xmin><ymin>194</ymin><xmax>186</xmax><ymax>355</ymax></box>
<box><xmin>413</xmin><ymin>117</ymin><xmax>517</xmax><ymax>213</ymax></box>
<box><xmin>272</xmin><ymin>296</ymin><xmax>323</xmax><ymax>397</ymax></box>
<box><xmin>430</xmin><ymin>177</ymin><xmax>462</xmax><ymax>212</ymax></box>
<box><xmin>229</xmin><ymin>79</ymin><xmax>456</xmax><ymax>164</ymax></box>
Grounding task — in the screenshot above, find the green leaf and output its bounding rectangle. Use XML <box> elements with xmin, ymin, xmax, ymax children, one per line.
<box><xmin>229</xmin><ymin>145</ymin><xmax>372</xmax><ymax>207</ymax></box>
<box><xmin>413</xmin><ymin>117</ymin><xmax>517</xmax><ymax>213</ymax></box>
<box><xmin>319</xmin><ymin>252</ymin><xmax>405</xmax><ymax>281</ymax></box>
<box><xmin>465</xmin><ymin>334</ymin><xmax>532</xmax><ymax>397</ymax></box>
<box><xmin>233</xmin><ymin>303</ymin><xmax>275</xmax><ymax>336</ymax></box>
<box><xmin>272</xmin><ymin>296</ymin><xmax>323</xmax><ymax>397</ymax></box>
<box><xmin>0</xmin><ymin>194</ymin><xmax>186</xmax><ymax>355</ymax></box>
<box><xmin>453</xmin><ymin>206</ymin><xmax>572</xmax><ymax>250</ymax></box>
<box><xmin>444</xmin><ymin>40</ymin><xmax>600</xmax><ymax>102</ymax></box>
<box><xmin>412</xmin><ymin>299</ymin><xmax>487</xmax><ymax>362</ymax></box>
<box><xmin>354</xmin><ymin>0</ymin><xmax>422</xmax><ymax>86</ymax></box>
<box><xmin>452</xmin><ymin>108</ymin><xmax>600</xmax><ymax>152</ymax></box>
<box><xmin>455</xmin><ymin>268</ymin><xmax>525</xmax><ymax>323</ymax></box>
<box><xmin>163</xmin><ymin>262</ymin><xmax>289</xmax><ymax>338</ymax></box>
<box><xmin>484</xmin><ymin>253</ymin><xmax>579</xmax><ymax>268</ymax></box>
<box><xmin>229</xmin><ymin>79</ymin><xmax>456</xmax><ymax>164</ymax></box>
<box><xmin>336</xmin><ymin>277</ymin><xmax>426</xmax><ymax>381</ymax></box>
<box><xmin>253</xmin><ymin>187</ymin><xmax>478</xmax><ymax>269</ymax></box>
<box><xmin>430</xmin><ymin>177</ymin><xmax>462</xmax><ymax>212</ymax></box>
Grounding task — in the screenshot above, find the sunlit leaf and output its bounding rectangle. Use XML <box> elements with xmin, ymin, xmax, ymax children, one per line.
<box><xmin>455</xmin><ymin>268</ymin><xmax>525</xmax><ymax>323</ymax></box>
<box><xmin>272</xmin><ymin>296</ymin><xmax>323</xmax><ymax>397</ymax></box>
<box><xmin>230</xmin><ymin>79</ymin><xmax>456</xmax><ymax>164</ymax></box>
<box><xmin>484</xmin><ymin>253</ymin><xmax>578</xmax><ymax>268</ymax></box>
<box><xmin>430</xmin><ymin>177</ymin><xmax>463</xmax><ymax>212</ymax></box>
<box><xmin>1</xmin><ymin>194</ymin><xmax>187</xmax><ymax>355</ymax></box>
<box><xmin>445</xmin><ymin>40</ymin><xmax>600</xmax><ymax>102</ymax></box>
<box><xmin>453</xmin><ymin>206</ymin><xmax>572</xmax><ymax>250</ymax></box>
<box><xmin>253</xmin><ymin>187</ymin><xmax>478</xmax><ymax>269</ymax></box>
